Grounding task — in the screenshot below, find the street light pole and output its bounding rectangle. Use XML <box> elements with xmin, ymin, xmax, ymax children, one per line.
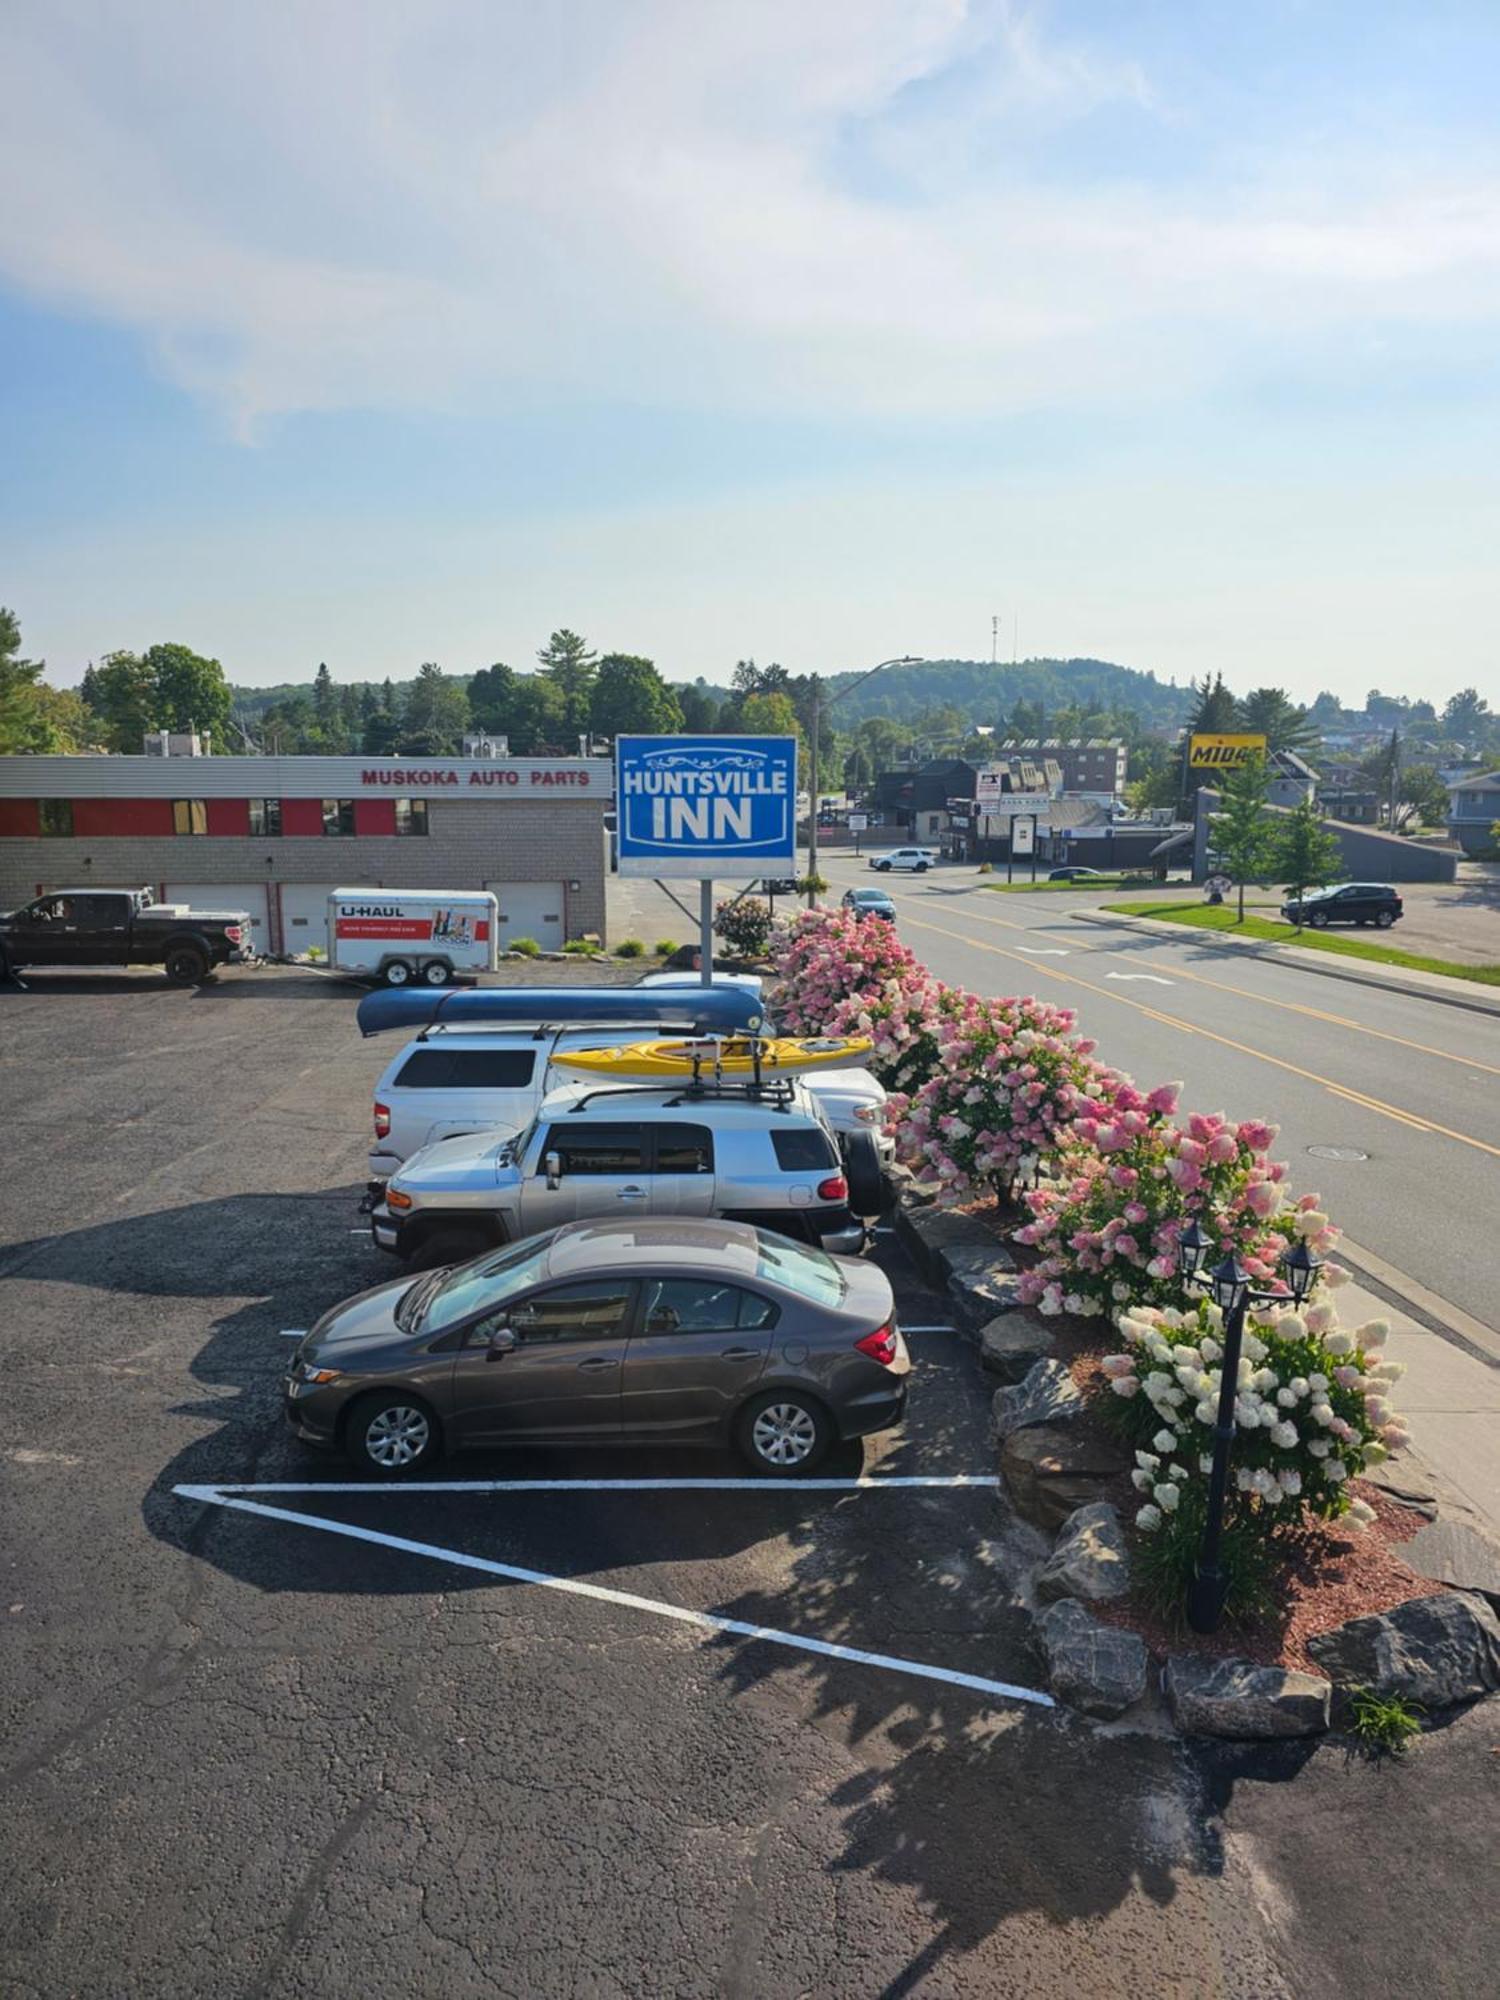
<box><xmin>805</xmin><ymin>656</ymin><xmax>923</xmax><ymax>906</ymax></box>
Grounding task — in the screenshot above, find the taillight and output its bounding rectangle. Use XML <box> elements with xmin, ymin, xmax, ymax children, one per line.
<box><xmin>224</xmin><ymin>924</ymin><xmax>243</xmax><ymax>943</ymax></box>
<box><xmin>817</xmin><ymin>1173</ymin><xmax>848</xmax><ymax>1202</ymax></box>
<box><xmin>856</xmin><ymin>1323</ymin><xmax>898</xmax><ymax>1367</ymax></box>
<box><xmin>373</xmin><ymin>1102</ymin><xmax>391</xmax><ymax>1139</ymax></box>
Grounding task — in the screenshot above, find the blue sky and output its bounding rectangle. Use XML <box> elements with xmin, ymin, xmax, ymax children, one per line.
<box><xmin>3</xmin><ymin>1</ymin><xmax>1498</xmax><ymax>703</ymax></box>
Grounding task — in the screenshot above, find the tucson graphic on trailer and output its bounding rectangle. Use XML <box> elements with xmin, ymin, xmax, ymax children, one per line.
<box><xmin>615</xmin><ymin>735</ymin><xmax>798</xmax><ymax>878</ymax></box>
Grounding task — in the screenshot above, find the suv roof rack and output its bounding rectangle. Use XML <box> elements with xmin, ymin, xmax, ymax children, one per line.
<box><xmin>560</xmin><ymin>1075</ymin><xmax>800</xmax><ymax>1116</ymax></box>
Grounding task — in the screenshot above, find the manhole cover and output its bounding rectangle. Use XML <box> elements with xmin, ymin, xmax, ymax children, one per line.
<box><xmin>1307</xmin><ymin>1145</ymin><xmax>1369</xmax><ymax>1162</ymax></box>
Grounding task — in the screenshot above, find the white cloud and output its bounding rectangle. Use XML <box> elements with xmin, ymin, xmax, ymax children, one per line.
<box><xmin>1</xmin><ymin>0</ymin><xmax>1498</xmax><ymax>433</ymax></box>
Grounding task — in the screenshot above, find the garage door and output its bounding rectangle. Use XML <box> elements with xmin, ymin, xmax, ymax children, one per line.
<box><xmin>484</xmin><ymin>881</ymin><xmax>566</xmax><ymax>952</ymax></box>
<box><xmin>163</xmin><ymin>882</ymin><xmax>272</xmax><ymax>956</ymax></box>
<box><xmin>278</xmin><ymin>884</ymin><xmax>342</xmax><ymax>956</ymax></box>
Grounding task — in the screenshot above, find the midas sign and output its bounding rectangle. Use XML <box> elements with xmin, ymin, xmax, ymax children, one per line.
<box><xmin>1189</xmin><ymin>732</ymin><xmax>1268</xmax><ymax>769</ymax></box>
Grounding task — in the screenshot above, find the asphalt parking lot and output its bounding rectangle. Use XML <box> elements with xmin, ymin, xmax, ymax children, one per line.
<box><xmin>3</xmin><ymin>965</ymin><xmax>1496</xmax><ymax>1998</ymax></box>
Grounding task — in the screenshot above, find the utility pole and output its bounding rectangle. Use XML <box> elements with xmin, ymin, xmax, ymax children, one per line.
<box><xmin>1387</xmin><ymin>727</ymin><xmax>1401</xmax><ymax>832</ymax></box>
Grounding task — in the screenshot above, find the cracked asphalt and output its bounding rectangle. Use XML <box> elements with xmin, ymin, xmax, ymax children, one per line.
<box><xmin>1</xmin><ymin>967</ymin><xmax>1495</xmax><ymax>1997</ymax></box>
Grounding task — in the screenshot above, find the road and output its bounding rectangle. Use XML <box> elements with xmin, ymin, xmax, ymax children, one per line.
<box><xmin>823</xmin><ymin>858</ymin><xmax>1500</xmax><ymax>1337</ymax></box>
<box><xmin>2</xmin><ymin>968</ymin><xmax>1497</xmax><ymax>1997</ymax></box>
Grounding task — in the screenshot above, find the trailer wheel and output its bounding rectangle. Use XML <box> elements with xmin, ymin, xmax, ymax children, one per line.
<box><xmin>382</xmin><ymin>959</ymin><xmax>414</xmax><ymax>986</ymax></box>
<box><xmin>420</xmin><ymin>960</ymin><xmax>451</xmax><ymax>988</ymax></box>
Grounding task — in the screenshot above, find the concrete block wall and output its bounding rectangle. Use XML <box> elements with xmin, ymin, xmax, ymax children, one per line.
<box><xmin>0</xmin><ymin>798</ymin><xmax>611</xmax><ymax>945</ymax></box>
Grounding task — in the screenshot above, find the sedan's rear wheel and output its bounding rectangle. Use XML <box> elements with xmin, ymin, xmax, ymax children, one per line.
<box><xmin>343</xmin><ymin>1391</ymin><xmax>440</xmax><ymax>1476</ymax></box>
<box><xmin>736</xmin><ymin>1390</ymin><xmax>831</xmax><ymax>1476</ymax></box>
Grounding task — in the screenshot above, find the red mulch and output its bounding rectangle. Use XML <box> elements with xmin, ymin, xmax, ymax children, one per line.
<box><xmin>1093</xmin><ymin>1482</ymin><xmax>1442</xmax><ymax>1675</ymax></box>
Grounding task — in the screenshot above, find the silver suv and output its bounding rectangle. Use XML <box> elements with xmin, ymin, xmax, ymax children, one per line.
<box><xmin>370</xmin><ymin>1078</ymin><xmax>880</xmax><ymax>1269</ymax></box>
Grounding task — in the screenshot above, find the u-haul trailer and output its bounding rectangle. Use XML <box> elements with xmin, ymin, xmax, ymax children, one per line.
<box><xmin>327</xmin><ymin>887</ymin><xmax>498</xmax><ymax>988</ymax></box>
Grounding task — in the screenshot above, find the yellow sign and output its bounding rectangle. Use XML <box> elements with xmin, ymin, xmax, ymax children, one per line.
<box><xmin>1189</xmin><ymin>732</ymin><xmax>1267</xmax><ymax>769</ymax></box>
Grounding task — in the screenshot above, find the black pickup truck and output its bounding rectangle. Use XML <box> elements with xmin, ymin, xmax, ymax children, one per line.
<box><xmin>0</xmin><ymin>886</ymin><xmax>256</xmax><ymax>985</ymax></box>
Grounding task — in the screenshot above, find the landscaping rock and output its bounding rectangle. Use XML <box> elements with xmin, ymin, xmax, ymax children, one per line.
<box><xmin>991</xmin><ymin>1359</ymin><xmax>1083</xmax><ymax>1441</ymax></box>
<box><xmin>999</xmin><ymin>1424</ymin><xmax>1131</xmax><ymax>1531</ymax></box>
<box><xmin>900</xmin><ymin>1204</ymin><xmax>998</xmax><ymax>1270</ymax></box>
<box><xmin>1037</xmin><ymin>1599</ymin><xmax>1149</xmax><ymax>1719</ymax></box>
<box><xmin>1306</xmin><ymin>1591</ymin><xmax>1500</xmax><ymax>1707</ymax></box>
<box><xmin>948</xmin><ymin>1266</ymin><xmax>1026</xmax><ymax>1336</ymax></box>
<box><xmin>1036</xmin><ymin>1502</ymin><xmax>1132</xmax><ymax>1605</ymax></box>
<box><xmin>1163</xmin><ymin>1656</ymin><xmax>1332</xmax><ymax>1739</ymax></box>
<box><xmin>1402</xmin><ymin>1522</ymin><xmax>1500</xmax><ymax>1611</ymax></box>
<box><xmin>944</xmin><ymin>1240</ymin><xmax>1018</xmax><ymax>1281</ymax></box>
<box><xmin>979</xmin><ymin>1314</ymin><xmax>1059</xmax><ymax>1382</ymax></box>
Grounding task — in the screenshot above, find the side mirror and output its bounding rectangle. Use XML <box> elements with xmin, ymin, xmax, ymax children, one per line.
<box><xmin>486</xmin><ymin>1323</ymin><xmax>518</xmax><ymax>1361</ymax></box>
<box><xmin>544</xmin><ymin>1149</ymin><xmax>563</xmax><ymax>1191</ymax></box>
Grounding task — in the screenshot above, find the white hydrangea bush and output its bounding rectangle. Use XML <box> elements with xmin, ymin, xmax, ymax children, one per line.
<box><xmin>1101</xmin><ymin>1288</ymin><xmax>1408</xmax><ymax>1536</ymax></box>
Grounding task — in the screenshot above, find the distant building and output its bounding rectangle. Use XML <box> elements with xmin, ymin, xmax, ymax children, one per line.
<box><xmin>1447</xmin><ymin>770</ymin><xmax>1500</xmax><ymax>856</ymax></box>
<box><xmin>995</xmin><ymin>738</ymin><xmax>1126</xmax><ymax>793</ymax></box>
<box><xmin>1316</xmin><ymin>786</ymin><xmax>1379</xmax><ymax>825</ymax></box>
<box><xmin>1265</xmin><ymin>750</ymin><xmax>1318</xmax><ymax>808</ymax></box>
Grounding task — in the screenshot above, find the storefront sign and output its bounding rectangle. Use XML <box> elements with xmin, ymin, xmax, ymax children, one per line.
<box><xmin>615</xmin><ymin>735</ymin><xmax>798</xmax><ymax>879</ymax></box>
<box><xmin>1188</xmin><ymin>733</ymin><xmax>1267</xmax><ymax>769</ymax></box>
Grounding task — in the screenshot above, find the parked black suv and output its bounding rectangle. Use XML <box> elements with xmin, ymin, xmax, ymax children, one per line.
<box><xmin>1280</xmin><ymin>883</ymin><xmax>1403</xmax><ymax>929</ymax></box>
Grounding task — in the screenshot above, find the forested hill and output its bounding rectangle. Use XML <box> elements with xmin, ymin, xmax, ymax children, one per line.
<box><xmin>813</xmin><ymin>656</ymin><xmax>1193</xmax><ymax>729</ymax></box>
<box><xmin>230</xmin><ymin>656</ymin><xmax>1192</xmax><ymax>729</ymax></box>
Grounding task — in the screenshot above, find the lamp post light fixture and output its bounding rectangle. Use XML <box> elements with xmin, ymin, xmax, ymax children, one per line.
<box><xmin>1176</xmin><ymin>1222</ymin><xmax>1323</xmax><ymax>1635</ymax></box>
<box><xmin>806</xmin><ymin>656</ymin><xmax>923</xmax><ymax>902</ymax></box>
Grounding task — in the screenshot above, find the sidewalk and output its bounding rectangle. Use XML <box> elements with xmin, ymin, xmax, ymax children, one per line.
<box><xmin>1071</xmin><ymin>907</ymin><xmax>1500</xmax><ymax>1020</ymax></box>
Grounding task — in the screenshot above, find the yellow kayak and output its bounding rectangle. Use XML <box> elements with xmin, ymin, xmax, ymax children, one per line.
<box><xmin>551</xmin><ymin>1034</ymin><xmax>873</xmax><ymax>1080</ymax></box>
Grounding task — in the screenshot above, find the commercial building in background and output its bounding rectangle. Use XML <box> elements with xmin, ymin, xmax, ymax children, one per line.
<box><xmin>994</xmin><ymin>738</ymin><xmax>1127</xmax><ymax>792</ymax></box>
<box><xmin>0</xmin><ymin>753</ymin><xmax>613</xmax><ymax>955</ymax></box>
<box><xmin>1446</xmin><ymin>770</ymin><xmax>1500</xmax><ymax>856</ymax></box>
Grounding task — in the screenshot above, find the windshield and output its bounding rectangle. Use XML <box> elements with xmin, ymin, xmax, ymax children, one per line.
<box><xmin>501</xmin><ymin>1114</ymin><xmax>536</xmax><ymax>1164</ymax></box>
<box><xmin>404</xmin><ymin>1232</ymin><xmax>558</xmax><ymax>1334</ymax></box>
<box><xmin>754</xmin><ymin>1230</ymin><xmax>847</xmax><ymax>1307</ymax></box>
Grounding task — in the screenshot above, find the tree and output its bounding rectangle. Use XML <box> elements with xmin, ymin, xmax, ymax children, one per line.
<box><xmin>536</xmin><ymin>629</ymin><xmax>598</xmax><ymax>737</ymax></box>
<box><xmin>1187</xmin><ymin>673</ymin><xmax>1239</xmax><ymax>735</ymax></box>
<box><xmin>361</xmin><ymin>710</ymin><xmax>403</xmax><ymax>755</ymax></box>
<box><xmin>338</xmin><ymin>683</ymin><xmax>362</xmax><ymax>747</ymax></box>
<box><xmin>675</xmin><ymin>682</ymin><xmax>720</xmax><ymax>732</ymax></box>
<box><xmin>86</xmin><ymin>650</ymin><xmax>161</xmax><ymax>752</ymax></box>
<box><xmin>1210</xmin><ymin>752</ymin><xmax>1274</xmax><ymax>919</ymax></box>
<box><xmin>312</xmin><ymin>662</ymin><xmax>339</xmax><ymax>737</ymax></box>
<box><xmin>1238</xmin><ymin>687</ymin><xmax>1320</xmax><ymax>757</ymax></box>
<box><xmin>468</xmin><ymin>662</ymin><xmax>521</xmax><ymax>733</ymax></box>
<box><xmin>0</xmin><ymin>607</ymin><xmax>56</xmax><ymax>752</ymax></box>
<box><xmin>1397</xmin><ymin>764</ymin><xmax>1451</xmax><ymax>830</ymax></box>
<box><xmin>142</xmin><ymin>642</ymin><xmax>233</xmax><ymax>747</ymax></box>
<box><xmin>1274</xmin><ymin>800</ymin><xmax>1343</xmax><ymax>926</ymax></box>
<box><xmin>399</xmin><ymin>663</ymin><xmax>469</xmax><ymax>754</ymax></box>
<box><xmin>589</xmin><ymin>654</ymin><xmax>684</xmax><ymax>739</ymax></box>
<box><xmin>1443</xmin><ymin>687</ymin><xmax>1492</xmax><ymax>744</ymax></box>
<box><xmin>737</xmin><ymin>690</ymin><xmax>805</xmax><ymax>772</ymax></box>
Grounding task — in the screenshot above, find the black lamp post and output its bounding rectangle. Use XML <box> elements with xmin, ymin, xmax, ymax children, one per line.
<box><xmin>1176</xmin><ymin>1222</ymin><xmax>1322</xmax><ymax>1634</ymax></box>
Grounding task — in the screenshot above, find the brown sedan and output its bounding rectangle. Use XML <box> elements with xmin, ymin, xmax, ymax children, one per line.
<box><xmin>286</xmin><ymin>1219</ymin><xmax>910</xmax><ymax>1477</ymax></box>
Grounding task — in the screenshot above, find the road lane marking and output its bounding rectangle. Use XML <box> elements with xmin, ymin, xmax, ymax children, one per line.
<box><xmin>896</xmin><ymin>908</ymin><xmax>1500</xmax><ymax>1163</ymax></box>
<box><xmin>1016</xmin><ymin>945</ymin><xmax>1068</xmax><ymax>956</ymax></box>
<box><xmin>1106</xmin><ymin>973</ymin><xmax>1174</xmax><ymax>985</ymax></box>
<box><xmin>173</xmin><ymin>1484</ymin><xmax>1053</xmax><ymax>1710</ymax></box>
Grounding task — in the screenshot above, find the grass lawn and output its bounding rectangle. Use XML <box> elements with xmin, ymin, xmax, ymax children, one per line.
<box><xmin>1103</xmin><ymin>901</ymin><xmax>1500</xmax><ymax>988</ymax></box>
<box><xmin>984</xmin><ymin>875</ymin><xmax>1201</xmax><ymax>894</ymax></box>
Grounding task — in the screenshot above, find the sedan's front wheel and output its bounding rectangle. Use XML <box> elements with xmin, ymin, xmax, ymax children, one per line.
<box><xmin>343</xmin><ymin>1391</ymin><xmax>441</xmax><ymax>1476</ymax></box>
<box><xmin>736</xmin><ymin>1390</ymin><xmax>831</xmax><ymax>1476</ymax></box>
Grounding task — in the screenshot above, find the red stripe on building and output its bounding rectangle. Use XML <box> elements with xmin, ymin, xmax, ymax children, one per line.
<box><xmin>206</xmin><ymin>797</ymin><xmax>251</xmax><ymax>837</ymax></box>
<box><xmin>353</xmin><ymin>798</ymin><xmax>397</xmax><ymax>836</ymax></box>
<box><xmin>280</xmin><ymin>797</ymin><xmax>324</xmax><ymax>836</ymax></box>
<box><xmin>73</xmin><ymin>798</ymin><xmax>175</xmax><ymax>837</ymax></box>
<box><xmin>0</xmin><ymin>799</ymin><xmax>41</xmax><ymax>837</ymax></box>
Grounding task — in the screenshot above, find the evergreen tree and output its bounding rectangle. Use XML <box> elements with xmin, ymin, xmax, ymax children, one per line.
<box><xmin>1209</xmin><ymin>751</ymin><xmax>1274</xmax><ymax>919</ymax></box>
<box><xmin>536</xmin><ymin>629</ymin><xmax>598</xmax><ymax>737</ymax></box>
<box><xmin>400</xmin><ymin>663</ymin><xmax>469</xmax><ymax>754</ymax></box>
<box><xmin>1274</xmin><ymin>799</ymin><xmax>1343</xmax><ymax>926</ymax></box>
<box><xmin>312</xmin><ymin>662</ymin><xmax>338</xmax><ymax>736</ymax></box>
<box><xmin>1238</xmin><ymin>687</ymin><xmax>1320</xmax><ymax>757</ymax></box>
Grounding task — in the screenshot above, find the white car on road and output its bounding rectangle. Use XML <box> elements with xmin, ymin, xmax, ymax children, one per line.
<box><xmin>869</xmin><ymin>847</ymin><xmax>937</xmax><ymax>873</ymax></box>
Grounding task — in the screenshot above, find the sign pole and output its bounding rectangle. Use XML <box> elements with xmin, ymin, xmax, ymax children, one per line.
<box><xmin>1007</xmin><ymin>823</ymin><xmax>1014</xmax><ymax>884</ymax></box>
<box><xmin>1030</xmin><ymin>818</ymin><xmax>1038</xmax><ymax>883</ymax></box>
<box><xmin>699</xmin><ymin>880</ymin><xmax>713</xmax><ymax>988</ymax></box>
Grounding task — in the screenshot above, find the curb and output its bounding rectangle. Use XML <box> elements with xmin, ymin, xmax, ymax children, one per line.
<box><xmin>1069</xmin><ymin>909</ymin><xmax>1500</xmax><ymax>1020</ymax></box>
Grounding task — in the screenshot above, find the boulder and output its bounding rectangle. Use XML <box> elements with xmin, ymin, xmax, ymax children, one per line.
<box><xmin>948</xmin><ymin>1266</ymin><xmax>1026</xmax><ymax>1336</ymax></box>
<box><xmin>1402</xmin><ymin>1522</ymin><xmax>1500</xmax><ymax>1612</ymax></box>
<box><xmin>1163</xmin><ymin>1656</ymin><xmax>1331</xmax><ymax>1739</ymax></box>
<box><xmin>991</xmin><ymin>1359</ymin><xmax>1084</xmax><ymax>1441</ymax></box>
<box><xmin>979</xmin><ymin>1314</ymin><xmax>1059</xmax><ymax>1382</ymax></box>
<box><xmin>1037</xmin><ymin>1599</ymin><xmax>1149</xmax><ymax>1719</ymax></box>
<box><xmin>944</xmin><ymin>1240</ymin><xmax>1018</xmax><ymax>1281</ymax></box>
<box><xmin>899</xmin><ymin>1204</ymin><xmax>998</xmax><ymax>1273</ymax></box>
<box><xmin>1036</xmin><ymin>1502</ymin><xmax>1132</xmax><ymax>1605</ymax></box>
<box><xmin>999</xmin><ymin>1424</ymin><xmax>1131</xmax><ymax>1531</ymax></box>
<box><xmin>1306</xmin><ymin>1591</ymin><xmax>1500</xmax><ymax>1708</ymax></box>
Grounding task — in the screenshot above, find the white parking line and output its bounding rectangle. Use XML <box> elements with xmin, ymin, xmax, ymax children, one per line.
<box><xmin>279</xmin><ymin>1329</ymin><xmax>306</xmax><ymax>1339</ymax></box>
<box><xmin>901</xmin><ymin>1324</ymin><xmax>958</xmax><ymax>1334</ymax></box>
<box><xmin>183</xmin><ymin>1475</ymin><xmax>998</xmax><ymax>1495</ymax></box>
<box><xmin>173</xmin><ymin>1483</ymin><xmax>1051</xmax><ymax>1710</ymax></box>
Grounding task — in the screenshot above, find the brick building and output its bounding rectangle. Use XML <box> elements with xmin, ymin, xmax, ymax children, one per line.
<box><xmin>0</xmin><ymin>753</ymin><xmax>613</xmax><ymax>954</ymax></box>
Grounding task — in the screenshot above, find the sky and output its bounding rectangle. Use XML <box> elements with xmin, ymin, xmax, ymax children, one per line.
<box><xmin>3</xmin><ymin>0</ymin><xmax>1499</xmax><ymax>705</ymax></box>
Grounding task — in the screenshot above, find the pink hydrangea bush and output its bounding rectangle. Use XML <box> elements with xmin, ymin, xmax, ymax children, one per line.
<box><xmin>1014</xmin><ymin>1084</ymin><xmax>1321</xmax><ymax>1318</ymax></box>
<box><xmin>773</xmin><ymin>908</ymin><xmax>958</xmax><ymax>1094</ymax></box>
<box><xmin>1106</xmin><ymin>1291</ymin><xmax>1406</xmax><ymax>1535</ymax></box>
<box><xmin>895</xmin><ymin>994</ymin><xmax>1101</xmax><ymax>1202</ymax></box>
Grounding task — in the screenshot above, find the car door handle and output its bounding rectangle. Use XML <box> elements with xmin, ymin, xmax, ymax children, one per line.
<box><xmin>616</xmin><ymin>1186</ymin><xmax>647</xmax><ymax>1200</ymax></box>
<box><xmin>576</xmin><ymin>1355</ymin><xmax>619</xmax><ymax>1372</ymax></box>
<box><xmin>720</xmin><ymin>1346</ymin><xmax>760</xmax><ymax>1359</ymax></box>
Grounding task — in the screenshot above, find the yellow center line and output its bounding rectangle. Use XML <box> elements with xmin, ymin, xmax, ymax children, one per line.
<box><xmin>923</xmin><ymin>888</ymin><xmax>1500</xmax><ymax>1081</ymax></box>
<box><xmin>893</xmin><ymin>903</ymin><xmax>1500</xmax><ymax>1164</ymax></box>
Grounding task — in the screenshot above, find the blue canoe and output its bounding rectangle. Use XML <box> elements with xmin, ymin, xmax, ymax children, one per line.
<box><xmin>355</xmin><ymin>982</ymin><xmax>764</xmax><ymax>1039</ymax></box>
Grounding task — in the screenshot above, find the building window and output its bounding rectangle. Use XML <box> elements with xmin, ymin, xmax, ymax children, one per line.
<box><xmin>172</xmin><ymin>799</ymin><xmax>208</xmax><ymax>835</ymax></box>
<box><xmin>394</xmin><ymin>798</ymin><xmax>428</xmax><ymax>837</ymax></box>
<box><xmin>322</xmin><ymin>798</ymin><xmax>356</xmax><ymax>836</ymax></box>
<box><xmin>38</xmin><ymin>799</ymin><xmax>74</xmax><ymax>837</ymax></box>
<box><xmin>248</xmin><ymin>798</ymin><xmax>282</xmax><ymax>837</ymax></box>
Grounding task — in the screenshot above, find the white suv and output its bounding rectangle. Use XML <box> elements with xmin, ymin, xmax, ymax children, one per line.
<box><xmin>368</xmin><ymin>1024</ymin><xmax>892</xmax><ymax>1183</ymax></box>
<box><xmin>869</xmin><ymin>847</ymin><xmax>937</xmax><ymax>873</ymax></box>
<box><xmin>369</xmin><ymin>1078</ymin><xmax>883</xmax><ymax>1269</ymax></box>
